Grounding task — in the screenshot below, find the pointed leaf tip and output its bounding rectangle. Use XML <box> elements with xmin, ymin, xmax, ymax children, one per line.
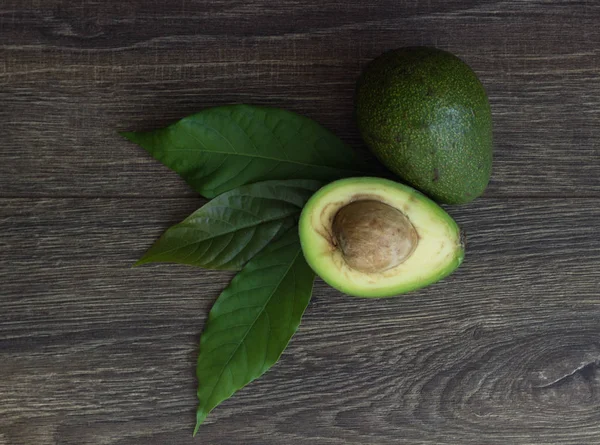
<box><xmin>131</xmin><ymin>258</ymin><xmax>145</xmax><ymax>268</ymax></box>
<box><xmin>194</xmin><ymin>229</ymin><xmax>315</xmax><ymax>431</ymax></box>
<box><xmin>134</xmin><ymin>180</ymin><xmax>321</xmax><ymax>270</ymax></box>
<box><xmin>122</xmin><ymin>104</ymin><xmax>370</xmax><ymax>198</ymax></box>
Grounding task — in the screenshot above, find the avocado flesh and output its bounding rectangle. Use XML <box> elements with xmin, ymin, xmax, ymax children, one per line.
<box><xmin>299</xmin><ymin>177</ymin><xmax>464</xmax><ymax>297</ymax></box>
<box><xmin>355</xmin><ymin>47</ymin><xmax>493</xmax><ymax>205</ymax></box>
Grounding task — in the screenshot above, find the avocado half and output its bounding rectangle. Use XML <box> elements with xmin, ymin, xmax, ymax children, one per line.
<box><xmin>299</xmin><ymin>177</ymin><xmax>464</xmax><ymax>297</ymax></box>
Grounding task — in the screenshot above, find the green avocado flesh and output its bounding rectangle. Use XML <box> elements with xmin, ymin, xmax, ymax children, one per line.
<box><xmin>355</xmin><ymin>47</ymin><xmax>493</xmax><ymax>205</ymax></box>
<box><xmin>299</xmin><ymin>177</ymin><xmax>465</xmax><ymax>297</ymax></box>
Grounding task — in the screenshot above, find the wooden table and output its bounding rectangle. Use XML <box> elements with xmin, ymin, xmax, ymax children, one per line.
<box><xmin>2</xmin><ymin>1</ymin><xmax>599</xmax><ymax>444</ymax></box>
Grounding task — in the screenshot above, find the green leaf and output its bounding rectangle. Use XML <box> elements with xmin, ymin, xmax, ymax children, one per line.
<box><xmin>194</xmin><ymin>228</ymin><xmax>315</xmax><ymax>434</ymax></box>
<box><xmin>135</xmin><ymin>179</ymin><xmax>321</xmax><ymax>270</ymax></box>
<box><xmin>122</xmin><ymin>104</ymin><xmax>369</xmax><ymax>198</ymax></box>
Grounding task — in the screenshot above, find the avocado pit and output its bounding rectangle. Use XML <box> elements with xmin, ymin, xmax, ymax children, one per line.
<box><xmin>331</xmin><ymin>200</ymin><xmax>418</xmax><ymax>273</ymax></box>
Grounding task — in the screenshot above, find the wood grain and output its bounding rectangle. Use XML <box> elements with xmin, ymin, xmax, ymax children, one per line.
<box><xmin>2</xmin><ymin>0</ymin><xmax>600</xmax><ymax>443</ymax></box>
<box><xmin>1</xmin><ymin>0</ymin><xmax>599</xmax><ymax>198</ymax></box>
<box><xmin>1</xmin><ymin>197</ymin><xmax>599</xmax><ymax>444</ymax></box>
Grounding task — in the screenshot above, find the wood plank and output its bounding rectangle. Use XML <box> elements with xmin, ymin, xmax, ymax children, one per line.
<box><xmin>1</xmin><ymin>197</ymin><xmax>599</xmax><ymax>444</ymax></box>
<box><xmin>1</xmin><ymin>0</ymin><xmax>600</xmax><ymax>198</ymax></box>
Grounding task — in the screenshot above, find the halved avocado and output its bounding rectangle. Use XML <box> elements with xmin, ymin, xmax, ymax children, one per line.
<box><xmin>298</xmin><ymin>177</ymin><xmax>464</xmax><ymax>297</ymax></box>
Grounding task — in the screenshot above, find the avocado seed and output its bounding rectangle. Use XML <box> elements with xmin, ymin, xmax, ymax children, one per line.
<box><xmin>332</xmin><ymin>200</ymin><xmax>418</xmax><ymax>273</ymax></box>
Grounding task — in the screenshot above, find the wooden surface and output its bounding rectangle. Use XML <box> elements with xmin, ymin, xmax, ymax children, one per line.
<box><xmin>1</xmin><ymin>1</ymin><xmax>599</xmax><ymax>444</ymax></box>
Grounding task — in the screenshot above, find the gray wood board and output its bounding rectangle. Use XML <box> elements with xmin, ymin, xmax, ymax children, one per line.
<box><xmin>1</xmin><ymin>197</ymin><xmax>599</xmax><ymax>444</ymax></box>
<box><xmin>2</xmin><ymin>0</ymin><xmax>600</xmax><ymax>443</ymax></box>
<box><xmin>1</xmin><ymin>0</ymin><xmax>599</xmax><ymax>198</ymax></box>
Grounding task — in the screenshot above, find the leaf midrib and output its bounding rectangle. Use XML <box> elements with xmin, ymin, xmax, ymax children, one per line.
<box><xmin>179</xmin><ymin>122</ymin><xmax>363</xmax><ymax>173</ymax></box>
<box><xmin>172</xmin><ymin>143</ymin><xmax>363</xmax><ymax>173</ymax></box>
<box><xmin>197</xmin><ymin>246</ymin><xmax>301</xmax><ymax>421</ymax></box>
<box><xmin>140</xmin><ymin>209</ymin><xmax>298</xmax><ymax>263</ymax></box>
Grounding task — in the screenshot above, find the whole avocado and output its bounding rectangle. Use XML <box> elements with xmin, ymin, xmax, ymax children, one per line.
<box><xmin>355</xmin><ymin>47</ymin><xmax>493</xmax><ymax>204</ymax></box>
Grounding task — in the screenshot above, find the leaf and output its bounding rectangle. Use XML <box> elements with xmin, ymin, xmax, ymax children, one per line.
<box><xmin>135</xmin><ymin>179</ymin><xmax>321</xmax><ymax>270</ymax></box>
<box><xmin>121</xmin><ymin>104</ymin><xmax>370</xmax><ymax>198</ymax></box>
<box><xmin>194</xmin><ymin>228</ymin><xmax>315</xmax><ymax>434</ymax></box>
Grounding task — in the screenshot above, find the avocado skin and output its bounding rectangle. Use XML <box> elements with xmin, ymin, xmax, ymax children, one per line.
<box><xmin>355</xmin><ymin>47</ymin><xmax>493</xmax><ymax>205</ymax></box>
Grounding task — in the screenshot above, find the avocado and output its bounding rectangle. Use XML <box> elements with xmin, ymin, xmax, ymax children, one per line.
<box><xmin>355</xmin><ymin>47</ymin><xmax>493</xmax><ymax>204</ymax></box>
<box><xmin>298</xmin><ymin>177</ymin><xmax>464</xmax><ymax>297</ymax></box>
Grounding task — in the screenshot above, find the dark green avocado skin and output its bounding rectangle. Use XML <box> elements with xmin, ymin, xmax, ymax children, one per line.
<box><xmin>355</xmin><ymin>47</ymin><xmax>493</xmax><ymax>205</ymax></box>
